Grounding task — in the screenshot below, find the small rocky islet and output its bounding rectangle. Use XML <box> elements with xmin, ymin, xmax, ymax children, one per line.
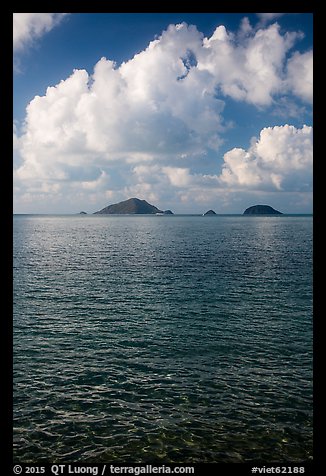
<box><xmin>203</xmin><ymin>210</ymin><xmax>217</xmax><ymax>216</ymax></box>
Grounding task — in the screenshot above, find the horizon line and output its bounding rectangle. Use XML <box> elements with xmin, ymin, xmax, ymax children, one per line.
<box><xmin>13</xmin><ymin>212</ymin><xmax>313</xmax><ymax>216</ymax></box>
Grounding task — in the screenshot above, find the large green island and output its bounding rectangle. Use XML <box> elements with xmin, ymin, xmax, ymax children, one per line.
<box><xmin>94</xmin><ymin>197</ymin><xmax>174</xmax><ymax>215</ymax></box>
<box><xmin>243</xmin><ymin>205</ymin><xmax>283</xmax><ymax>215</ymax></box>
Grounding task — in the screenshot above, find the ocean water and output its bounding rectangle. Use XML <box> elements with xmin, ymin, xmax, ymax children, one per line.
<box><xmin>13</xmin><ymin>215</ymin><xmax>313</xmax><ymax>463</ymax></box>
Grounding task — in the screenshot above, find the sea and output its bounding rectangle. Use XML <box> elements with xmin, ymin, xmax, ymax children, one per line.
<box><xmin>13</xmin><ymin>214</ymin><xmax>313</xmax><ymax>463</ymax></box>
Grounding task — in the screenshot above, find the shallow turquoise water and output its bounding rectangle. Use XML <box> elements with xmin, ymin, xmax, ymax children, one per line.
<box><xmin>13</xmin><ymin>215</ymin><xmax>313</xmax><ymax>463</ymax></box>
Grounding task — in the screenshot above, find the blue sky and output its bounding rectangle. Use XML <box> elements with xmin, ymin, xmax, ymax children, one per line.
<box><xmin>13</xmin><ymin>13</ymin><xmax>313</xmax><ymax>214</ymax></box>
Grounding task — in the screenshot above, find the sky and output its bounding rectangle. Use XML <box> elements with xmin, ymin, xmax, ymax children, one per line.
<box><xmin>13</xmin><ymin>13</ymin><xmax>313</xmax><ymax>214</ymax></box>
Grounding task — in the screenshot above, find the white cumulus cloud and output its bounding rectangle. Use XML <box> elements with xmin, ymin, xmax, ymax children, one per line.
<box><xmin>13</xmin><ymin>13</ymin><xmax>68</xmax><ymax>52</ymax></box>
<box><xmin>286</xmin><ymin>50</ymin><xmax>313</xmax><ymax>103</ymax></box>
<box><xmin>199</xmin><ymin>22</ymin><xmax>301</xmax><ymax>106</ymax></box>
<box><xmin>220</xmin><ymin>125</ymin><xmax>313</xmax><ymax>191</ymax></box>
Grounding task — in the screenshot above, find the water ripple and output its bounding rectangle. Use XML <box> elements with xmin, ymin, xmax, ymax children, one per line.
<box><xmin>13</xmin><ymin>215</ymin><xmax>313</xmax><ymax>463</ymax></box>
